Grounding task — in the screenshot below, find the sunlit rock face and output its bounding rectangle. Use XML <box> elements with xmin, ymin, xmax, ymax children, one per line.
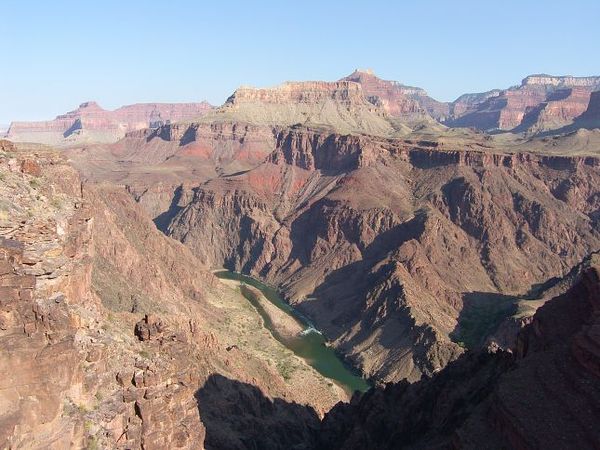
<box><xmin>447</xmin><ymin>74</ymin><xmax>600</xmax><ymax>132</ymax></box>
<box><xmin>7</xmin><ymin>101</ymin><xmax>214</xmax><ymax>145</ymax></box>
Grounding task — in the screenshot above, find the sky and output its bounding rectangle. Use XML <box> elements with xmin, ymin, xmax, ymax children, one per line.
<box><xmin>1</xmin><ymin>0</ymin><xmax>599</xmax><ymax>124</ymax></box>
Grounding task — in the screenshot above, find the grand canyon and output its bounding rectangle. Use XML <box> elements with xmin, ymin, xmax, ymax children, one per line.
<box><xmin>5</xmin><ymin>0</ymin><xmax>600</xmax><ymax>442</ymax></box>
<box><xmin>1</xmin><ymin>65</ymin><xmax>599</xmax><ymax>449</ymax></box>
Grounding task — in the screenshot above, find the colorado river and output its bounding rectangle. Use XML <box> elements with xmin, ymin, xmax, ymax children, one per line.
<box><xmin>214</xmin><ymin>270</ymin><xmax>371</xmax><ymax>394</ymax></box>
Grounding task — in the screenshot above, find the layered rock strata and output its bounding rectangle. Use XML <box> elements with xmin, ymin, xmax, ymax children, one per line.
<box><xmin>447</xmin><ymin>74</ymin><xmax>600</xmax><ymax>132</ymax></box>
<box><xmin>164</xmin><ymin>127</ymin><xmax>600</xmax><ymax>382</ymax></box>
<box><xmin>0</xmin><ymin>141</ymin><xmax>345</xmax><ymax>449</ymax></box>
<box><xmin>7</xmin><ymin>101</ymin><xmax>214</xmax><ymax>145</ymax></box>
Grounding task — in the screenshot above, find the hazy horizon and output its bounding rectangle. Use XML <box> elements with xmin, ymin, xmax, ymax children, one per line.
<box><xmin>1</xmin><ymin>0</ymin><xmax>599</xmax><ymax>124</ymax></box>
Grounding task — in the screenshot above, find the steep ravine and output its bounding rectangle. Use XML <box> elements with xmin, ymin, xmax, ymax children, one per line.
<box><xmin>0</xmin><ymin>141</ymin><xmax>347</xmax><ymax>449</ymax></box>
<box><xmin>159</xmin><ymin>127</ymin><xmax>600</xmax><ymax>383</ymax></box>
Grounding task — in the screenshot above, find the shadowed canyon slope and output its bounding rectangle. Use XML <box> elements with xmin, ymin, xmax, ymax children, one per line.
<box><xmin>161</xmin><ymin>126</ymin><xmax>600</xmax><ymax>382</ymax></box>
<box><xmin>316</xmin><ymin>258</ymin><xmax>600</xmax><ymax>449</ymax></box>
<box><xmin>0</xmin><ymin>141</ymin><xmax>345</xmax><ymax>449</ymax></box>
<box><xmin>2</xmin><ymin>68</ymin><xmax>600</xmax><ymax>449</ymax></box>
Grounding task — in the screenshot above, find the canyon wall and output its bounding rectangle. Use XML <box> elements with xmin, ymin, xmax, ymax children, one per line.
<box><xmin>317</xmin><ymin>258</ymin><xmax>600</xmax><ymax>448</ymax></box>
<box><xmin>7</xmin><ymin>101</ymin><xmax>214</xmax><ymax>146</ymax></box>
<box><xmin>163</xmin><ymin>128</ymin><xmax>600</xmax><ymax>382</ymax></box>
<box><xmin>0</xmin><ymin>141</ymin><xmax>345</xmax><ymax>449</ymax></box>
<box><xmin>447</xmin><ymin>75</ymin><xmax>600</xmax><ymax>132</ymax></box>
<box><xmin>342</xmin><ymin>69</ymin><xmax>450</xmax><ymax>120</ymax></box>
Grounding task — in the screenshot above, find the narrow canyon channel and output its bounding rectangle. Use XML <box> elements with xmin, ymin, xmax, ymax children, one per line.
<box><xmin>214</xmin><ymin>270</ymin><xmax>371</xmax><ymax>395</ymax></box>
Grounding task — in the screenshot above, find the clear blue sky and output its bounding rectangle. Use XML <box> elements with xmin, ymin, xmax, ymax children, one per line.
<box><xmin>1</xmin><ymin>0</ymin><xmax>599</xmax><ymax>124</ymax></box>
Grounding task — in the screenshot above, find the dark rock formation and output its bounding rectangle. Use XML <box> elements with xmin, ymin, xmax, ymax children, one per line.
<box><xmin>134</xmin><ymin>314</ymin><xmax>167</xmax><ymax>341</ymax></box>
<box><xmin>196</xmin><ymin>374</ymin><xmax>320</xmax><ymax>450</ymax></box>
<box><xmin>164</xmin><ymin>127</ymin><xmax>600</xmax><ymax>382</ymax></box>
<box><xmin>317</xmin><ymin>260</ymin><xmax>600</xmax><ymax>449</ymax></box>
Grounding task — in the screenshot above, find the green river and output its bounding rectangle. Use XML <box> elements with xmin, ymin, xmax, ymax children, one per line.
<box><xmin>214</xmin><ymin>271</ymin><xmax>371</xmax><ymax>394</ymax></box>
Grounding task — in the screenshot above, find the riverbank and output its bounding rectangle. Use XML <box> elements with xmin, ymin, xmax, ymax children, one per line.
<box><xmin>214</xmin><ymin>270</ymin><xmax>371</xmax><ymax>395</ymax></box>
<box><xmin>219</xmin><ymin>278</ymin><xmax>305</xmax><ymax>339</ymax></box>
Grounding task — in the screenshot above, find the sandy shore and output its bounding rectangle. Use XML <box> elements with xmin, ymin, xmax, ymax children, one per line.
<box><xmin>219</xmin><ymin>278</ymin><xmax>305</xmax><ymax>338</ymax></box>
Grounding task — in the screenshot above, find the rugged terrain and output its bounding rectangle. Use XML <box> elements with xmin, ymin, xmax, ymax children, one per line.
<box><xmin>56</xmin><ymin>75</ymin><xmax>600</xmax><ymax>385</ymax></box>
<box><xmin>446</xmin><ymin>74</ymin><xmax>600</xmax><ymax>132</ymax></box>
<box><xmin>3</xmin><ymin>69</ymin><xmax>600</xmax><ymax>449</ymax></box>
<box><xmin>0</xmin><ymin>140</ymin><xmax>345</xmax><ymax>449</ymax></box>
<box><xmin>315</xmin><ymin>253</ymin><xmax>600</xmax><ymax>449</ymax></box>
<box><xmin>6</xmin><ymin>101</ymin><xmax>214</xmax><ymax>146</ymax></box>
<box><xmin>158</xmin><ymin>125</ymin><xmax>599</xmax><ymax>382</ymax></box>
<box><xmin>342</xmin><ymin>69</ymin><xmax>449</xmax><ymax>120</ymax></box>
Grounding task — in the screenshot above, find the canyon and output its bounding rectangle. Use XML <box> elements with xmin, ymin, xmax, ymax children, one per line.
<box><xmin>159</xmin><ymin>126</ymin><xmax>600</xmax><ymax>382</ymax></box>
<box><xmin>1</xmin><ymin>69</ymin><xmax>600</xmax><ymax>449</ymax></box>
<box><xmin>0</xmin><ymin>141</ymin><xmax>346</xmax><ymax>449</ymax></box>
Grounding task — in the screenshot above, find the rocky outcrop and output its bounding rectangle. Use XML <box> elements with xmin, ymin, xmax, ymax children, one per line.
<box><xmin>215</xmin><ymin>80</ymin><xmax>394</xmax><ymax>135</ymax></box>
<box><xmin>0</xmin><ymin>141</ymin><xmax>346</xmax><ymax>449</ymax></box>
<box><xmin>447</xmin><ymin>74</ymin><xmax>600</xmax><ymax>132</ymax></box>
<box><xmin>164</xmin><ymin>127</ymin><xmax>600</xmax><ymax>383</ymax></box>
<box><xmin>0</xmin><ymin>142</ymin><xmax>96</xmax><ymax>449</ymax></box>
<box><xmin>342</xmin><ymin>69</ymin><xmax>450</xmax><ymax>120</ymax></box>
<box><xmin>7</xmin><ymin>101</ymin><xmax>214</xmax><ymax>145</ymax></box>
<box><xmin>134</xmin><ymin>314</ymin><xmax>167</xmax><ymax>341</ymax></box>
<box><xmin>316</xmin><ymin>259</ymin><xmax>600</xmax><ymax>449</ymax></box>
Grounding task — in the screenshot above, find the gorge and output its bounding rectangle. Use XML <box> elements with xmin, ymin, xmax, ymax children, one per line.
<box><xmin>1</xmin><ymin>68</ymin><xmax>600</xmax><ymax>449</ymax></box>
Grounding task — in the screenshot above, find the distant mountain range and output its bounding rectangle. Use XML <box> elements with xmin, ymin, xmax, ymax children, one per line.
<box><xmin>6</xmin><ymin>101</ymin><xmax>214</xmax><ymax>145</ymax></box>
<box><xmin>2</xmin><ymin>68</ymin><xmax>599</xmax><ymax>449</ymax></box>
<box><xmin>5</xmin><ymin>70</ymin><xmax>600</xmax><ymax>148</ymax></box>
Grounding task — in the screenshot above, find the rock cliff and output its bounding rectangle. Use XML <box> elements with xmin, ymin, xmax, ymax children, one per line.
<box><xmin>0</xmin><ymin>141</ymin><xmax>345</xmax><ymax>449</ymax></box>
<box><xmin>342</xmin><ymin>69</ymin><xmax>450</xmax><ymax>120</ymax></box>
<box><xmin>162</xmin><ymin>127</ymin><xmax>600</xmax><ymax>382</ymax></box>
<box><xmin>447</xmin><ymin>75</ymin><xmax>600</xmax><ymax>132</ymax></box>
<box><xmin>7</xmin><ymin>101</ymin><xmax>214</xmax><ymax>146</ymax></box>
<box><xmin>316</xmin><ymin>256</ymin><xmax>600</xmax><ymax>449</ymax></box>
<box><xmin>213</xmin><ymin>80</ymin><xmax>394</xmax><ymax>136</ymax></box>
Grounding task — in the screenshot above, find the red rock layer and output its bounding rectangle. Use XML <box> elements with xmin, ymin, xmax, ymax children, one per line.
<box><xmin>448</xmin><ymin>75</ymin><xmax>600</xmax><ymax>131</ymax></box>
<box><xmin>7</xmin><ymin>100</ymin><xmax>213</xmax><ymax>138</ymax></box>
<box><xmin>342</xmin><ymin>69</ymin><xmax>450</xmax><ymax>120</ymax></box>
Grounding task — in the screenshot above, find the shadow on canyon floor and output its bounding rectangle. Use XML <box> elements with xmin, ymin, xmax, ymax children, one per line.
<box><xmin>195</xmin><ymin>374</ymin><xmax>321</xmax><ymax>450</ymax></box>
<box><xmin>298</xmin><ymin>215</ymin><xmax>428</xmax><ymax>339</ymax></box>
<box><xmin>195</xmin><ymin>352</ymin><xmax>518</xmax><ymax>450</ymax></box>
<box><xmin>153</xmin><ymin>185</ymin><xmax>184</xmax><ymax>233</ymax></box>
<box><xmin>450</xmin><ymin>291</ymin><xmax>518</xmax><ymax>349</ymax></box>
